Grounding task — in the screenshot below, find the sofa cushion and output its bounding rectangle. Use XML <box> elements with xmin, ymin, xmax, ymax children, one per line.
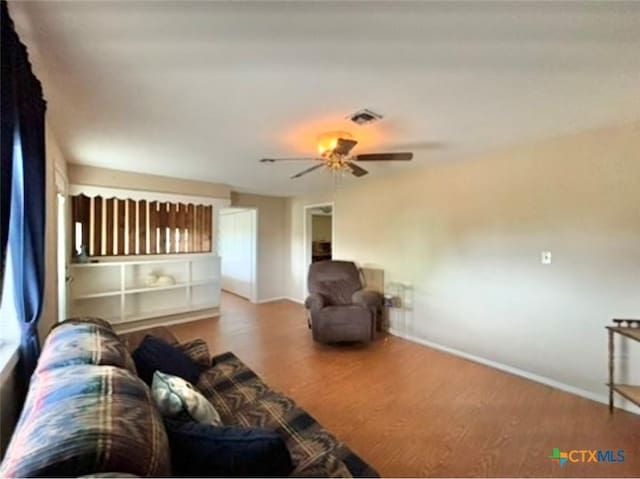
<box><xmin>164</xmin><ymin>419</ymin><xmax>293</xmax><ymax>477</ymax></box>
<box><xmin>152</xmin><ymin>371</ymin><xmax>222</xmax><ymax>425</ymax></box>
<box><xmin>0</xmin><ymin>365</ymin><xmax>171</xmax><ymax>478</ymax></box>
<box><xmin>316</xmin><ymin>305</ymin><xmax>373</xmax><ymax>342</ymax></box>
<box><xmin>36</xmin><ymin>318</ymin><xmax>137</xmax><ymax>375</ymax></box>
<box><xmin>132</xmin><ymin>334</ymin><xmax>201</xmax><ymax>385</ymax></box>
<box><xmin>196</xmin><ymin>352</ymin><xmax>378</xmax><ymax>477</ymax></box>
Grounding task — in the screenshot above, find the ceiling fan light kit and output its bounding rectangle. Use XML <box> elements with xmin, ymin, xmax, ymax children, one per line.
<box><xmin>260</xmin><ymin>117</ymin><xmax>413</xmax><ymax>179</ymax></box>
<box><xmin>317</xmin><ymin>131</ymin><xmax>353</xmax><ymax>156</ymax></box>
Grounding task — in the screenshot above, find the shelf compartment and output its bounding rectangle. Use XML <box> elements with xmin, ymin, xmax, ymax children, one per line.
<box><xmin>190</xmin><ymin>302</ymin><xmax>219</xmax><ymax>312</ymax></box>
<box><xmin>609</xmin><ymin>384</ymin><xmax>640</xmax><ymax>408</ymax></box>
<box><xmin>123</xmin><ymin>303</ymin><xmax>218</xmax><ymax>324</ymax></box>
<box><xmin>124</xmin><ymin>288</ymin><xmax>187</xmax><ymax>320</ymax></box>
<box><xmin>608</xmin><ymin>327</ymin><xmax>640</xmax><ymax>342</ymax></box>
<box><xmin>607</xmin><ymin>319</ymin><xmax>640</xmax><ymax>413</ymax></box>
<box><xmin>72</xmin><ymin>258</ymin><xmax>196</xmax><ymax>267</ymax></box>
<box><xmin>70</xmin><ymin>262</ymin><xmax>122</xmax><ymax>268</ymax></box>
<box><xmin>70</xmin><ymin>264</ymin><xmax>121</xmax><ymax>298</ymax></box>
<box><xmin>74</xmin><ymin>290</ymin><xmax>121</xmax><ymax>300</ymax></box>
<box><xmin>68</xmin><ymin>255</ymin><xmax>221</xmax><ymax>328</ymax></box>
<box><xmin>124</xmin><ymin>262</ymin><xmax>188</xmax><ymax>290</ymax></box>
<box><xmin>191</xmin><ymin>257</ymin><xmax>220</xmax><ymax>282</ymax></box>
<box><xmin>125</xmin><ymin>283</ymin><xmax>188</xmax><ymax>295</ymax></box>
<box><xmin>190</xmin><ymin>279</ymin><xmax>219</xmax><ymax>287</ymax></box>
<box><xmin>191</xmin><ymin>282</ymin><xmax>220</xmax><ymax>309</ymax></box>
<box><xmin>69</xmin><ymin>295</ymin><xmax>120</xmax><ymax>321</ymax></box>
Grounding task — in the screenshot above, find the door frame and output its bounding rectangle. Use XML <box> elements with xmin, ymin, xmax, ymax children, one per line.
<box><xmin>218</xmin><ymin>207</ymin><xmax>258</xmax><ymax>303</ymax></box>
<box><xmin>302</xmin><ymin>202</ymin><xmax>335</xmax><ymax>299</ymax></box>
<box><xmin>54</xmin><ymin>165</ymin><xmax>69</xmax><ymax>323</ymax></box>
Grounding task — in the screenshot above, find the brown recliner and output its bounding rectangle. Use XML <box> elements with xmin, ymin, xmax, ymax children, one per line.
<box><xmin>305</xmin><ymin>260</ymin><xmax>382</xmax><ymax>343</ymax></box>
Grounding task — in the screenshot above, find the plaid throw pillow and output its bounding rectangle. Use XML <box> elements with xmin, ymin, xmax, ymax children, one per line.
<box><xmin>152</xmin><ymin>371</ymin><xmax>222</xmax><ymax>425</ymax></box>
<box><xmin>176</xmin><ymin>338</ymin><xmax>211</xmax><ymax>367</ymax></box>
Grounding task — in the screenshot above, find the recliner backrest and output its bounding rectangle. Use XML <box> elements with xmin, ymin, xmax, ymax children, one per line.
<box><xmin>307</xmin><ymin>260</ymin><xmax>363</xmax><ymax>305</ymax></box>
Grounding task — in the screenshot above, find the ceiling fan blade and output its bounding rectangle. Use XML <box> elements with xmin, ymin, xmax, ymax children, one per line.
<box><xmin>333</xmin><ymin>138</ymin><xmax>358</xmax><ymax>156</ymax></box>
<box><xmin>260</xmin><ymin>157</ymin><xmax>323</xmax><ymax>163</ymax></box>
<box><xmin>352</xmin><ymin>152</ymin><xmax>413</xmax><ymax>162</ymax></box>
<box><xmin>346</xmin><ymin>161</ymin><xmax>368</xmax><ymax>177</ymax></box>
<box><xmin>291</xmin><ymin>163</ymin><xmax>324</xmax><ymax>179</ymax></box>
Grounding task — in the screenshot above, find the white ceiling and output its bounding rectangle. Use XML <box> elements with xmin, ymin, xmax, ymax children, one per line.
<box><xmin>10</xmin><ymin>1</ymin><xmax>640</xmax><ymax>196</ymax></box>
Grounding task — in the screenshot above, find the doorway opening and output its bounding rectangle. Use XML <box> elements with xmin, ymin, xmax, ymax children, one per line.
<box><xmin>310</xmin><ymin>207</ymin><xmax>333</xmax><ymax>263</ymax></box>
<box><xmin>303</xmin><ymin>203</ymin><xmax>334</xmax><ymax>296</ymax></box>
<box><xmin>218</xmin><ymin>208</ymin><xmax>258</xmax><ymax>303</ymax></box>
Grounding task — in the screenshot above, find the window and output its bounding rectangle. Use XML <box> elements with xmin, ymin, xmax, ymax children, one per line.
<box><xmin>70</xmin><ymin>194</ymin><xmax>213</xmax><ymax>257</ymax></box>
<box><xmin>0</xmin><ymin>254</ymin><xmax>20</xmax><ymax>376</ymax></box>
<box><xmin>0</xmin><ymin>241</ymin><xmax>20</xmax><ymax>347</ymax></box>
<box><xmin>0</xmin><ymin>129</ymin><xmax>22</xmax><ymax>351</ymax></box>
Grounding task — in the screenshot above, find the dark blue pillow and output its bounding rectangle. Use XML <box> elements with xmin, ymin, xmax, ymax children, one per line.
<box><xmin>132</xmin><ymin>335</ymin><xmax>201</xmax><ymax>385</ymax></box>
<box><xmin>164</xmin><ymin>419</ymin><xmax>293</xmax><ymax>477</ymax></box>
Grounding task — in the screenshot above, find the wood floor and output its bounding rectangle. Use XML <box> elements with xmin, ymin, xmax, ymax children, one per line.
<box><xmin>170</xmin><ymin>293</ymin><xmax>640</xmax><ymax>477</ymax></box>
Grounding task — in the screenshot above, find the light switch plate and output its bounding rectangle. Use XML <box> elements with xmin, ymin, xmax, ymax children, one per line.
<box><xmin>541</xmin><ymin>251</ymin><xmax>552</xmax><ymax>264</ymax></box>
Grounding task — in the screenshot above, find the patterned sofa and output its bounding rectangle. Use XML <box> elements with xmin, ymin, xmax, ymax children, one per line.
<box><xmin>0</xmin><ymin>319</ymin><xmax>378</xmax><ymax>478</ymax></box>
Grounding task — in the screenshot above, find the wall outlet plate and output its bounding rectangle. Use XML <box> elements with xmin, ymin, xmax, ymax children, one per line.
<box><xmin>541</xmin><ymin>251</ymin><xmax>552</xmax><ymax>264</ymax></box>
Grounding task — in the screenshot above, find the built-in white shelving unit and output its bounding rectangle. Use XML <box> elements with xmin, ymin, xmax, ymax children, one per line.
<box><xmin>69</xmin><ymin>255</ymin><xmax>221</xmax><ymax>332</ymax></box>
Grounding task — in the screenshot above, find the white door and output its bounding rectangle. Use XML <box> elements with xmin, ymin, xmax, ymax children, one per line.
<box><xmin>219</xmin><ymin>209</ymin><xmax>256</xmax><ymax>300</ymax></box>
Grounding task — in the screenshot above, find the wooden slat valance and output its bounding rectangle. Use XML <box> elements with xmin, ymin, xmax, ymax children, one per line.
<box><xmin>71</xmin><ymin>194</ymin><xmax>213</xmax><ymax>257</ymax></box>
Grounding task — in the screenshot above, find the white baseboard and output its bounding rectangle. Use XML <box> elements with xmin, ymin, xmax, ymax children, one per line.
<box><xmin>284</xmin><ymin>296</ymin><xmax>304</xmax><ymax>305</ymax></box>
<box><xmin>255</xmin><ymin>296</ymin><xmax>286</xmax><ymax>304</ymax></box>
<box><xmin>388</xmin><ymin>327</ymin><xmax>639</xmax><ymax>415</ymax></box>
<box><xmin>255</xmin><ymin>296</ymin><xmax>305</xmax><ymax>305</ymax></box>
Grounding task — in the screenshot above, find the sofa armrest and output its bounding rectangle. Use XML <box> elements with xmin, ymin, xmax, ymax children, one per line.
<box><xmin>352</xmin><ymin>289</ymin><xmax>382</xmax><ymax>309</ymax></box>
<box><xmin>305</xmin><ymin>293</ymin><xmax>326</xmax><ymax>312</ymax></box>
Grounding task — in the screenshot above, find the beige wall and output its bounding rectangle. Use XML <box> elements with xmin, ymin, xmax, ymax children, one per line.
<box><xmin>286</xmin><ymin>122</ymin><xmax>640</xmax><ymax>410</ymax></box>
<box><xmin>0</xmin><ymin>362</ymin><xmax>18</xmax><ymax>459</ymax></box>
<box><xmin>311</xmin><ymin>215</ymin><xmax>332</xmax><ymax>242</ymax></box>
<box><xmin>68</xmin><ymin>164</ymin><xmax>231</xmax><ymax>199</ymax></box>
<box><xmin>231</xmin><ymin>192</ymin><xmax>288</xmax><ymax>301</ymax></box>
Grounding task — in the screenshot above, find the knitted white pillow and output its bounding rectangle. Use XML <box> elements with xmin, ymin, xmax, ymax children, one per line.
<box><xmin>151</xmin><ymin>371</ymin><xmax>222</xmax><ymax>425</ymax></box>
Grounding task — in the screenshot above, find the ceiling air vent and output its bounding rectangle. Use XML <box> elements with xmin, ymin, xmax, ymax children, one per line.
<box><xmin>348</xmin><ymin>109</ymin><xmax>383</xmax><ymax>125</ymax></box>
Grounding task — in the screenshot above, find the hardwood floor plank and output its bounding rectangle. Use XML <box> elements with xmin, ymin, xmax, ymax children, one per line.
<box><xmin>170</xmin><ymin>293</ymin><xmax>640</xmax><ymax>477</ymax></box>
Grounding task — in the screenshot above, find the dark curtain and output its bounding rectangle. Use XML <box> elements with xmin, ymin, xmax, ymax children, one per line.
<box><xmin>1</xmin><ymin>0</ymin><xmax>47</xmax><ymax>385</ymax></box>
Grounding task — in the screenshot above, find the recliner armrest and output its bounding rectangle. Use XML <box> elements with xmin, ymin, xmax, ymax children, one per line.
<box><xmin>305</xmin><ymin>293</ymin><xmax>326</xmax><ymax>312</ymax></box>
<box><xmin>352</xmin><ymin>289</ymin><xmax>382</xmax><ymax>309</ymax></box>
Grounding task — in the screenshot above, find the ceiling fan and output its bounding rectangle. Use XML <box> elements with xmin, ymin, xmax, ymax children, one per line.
<box><xmin>260</xmin><ymin>131</ymin><xmax>413</xmax><ymax>179</ymax></box>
